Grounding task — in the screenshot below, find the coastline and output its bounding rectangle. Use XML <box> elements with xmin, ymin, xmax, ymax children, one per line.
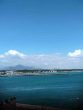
<box><xmin>0</xmin><ymin>102</ymin><xmax>67</xmax><ymax>110</ymax></box>
<box><xmin>0</xmin><ymin>71</ymin><xmax>83</xmax><ymax>77</ymax></box>
<box><xmin>16</xmin><ymin>103</ymin><xmax>67</xmax><ymax>110</ymax></box>
<box><xmin>0</xmin><ymin>69</ymin><xmax>83</xmax><ymax>77</ymax></box>
<box><xmin>16</xmin><ymin>103</ymin><xmax>59</xmax><ymax>110</ymax></box>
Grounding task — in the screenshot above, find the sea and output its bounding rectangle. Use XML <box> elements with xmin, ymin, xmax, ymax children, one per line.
<box><xmin>0</xmin><ymin>72</ymin><xmax>83</xmax><ymax>110</ymax></box>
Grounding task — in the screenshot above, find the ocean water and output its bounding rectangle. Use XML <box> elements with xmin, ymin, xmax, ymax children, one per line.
<box><xmin>0</xmin><ymin>72</ymin><xmax>83</xmax><ymax>110</ymax></box>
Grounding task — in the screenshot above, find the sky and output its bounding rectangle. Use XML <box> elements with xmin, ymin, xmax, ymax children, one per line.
<box><xmin>0</xmin><ymin>0</ymin><xmax>83</xmax><ymax>69</ymax></box>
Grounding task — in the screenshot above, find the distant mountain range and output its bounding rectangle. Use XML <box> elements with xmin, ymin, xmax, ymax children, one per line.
<box><xmin>0</xmin><ymin>65</ymin><xmax>35</xmax><ymax>70</ymax></box>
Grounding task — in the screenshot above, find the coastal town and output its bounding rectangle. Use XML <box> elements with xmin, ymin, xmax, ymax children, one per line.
<box><xmin>0</xmin><ymin>69</ymin><xmax>83</xmax><ymax>76</ymax></box>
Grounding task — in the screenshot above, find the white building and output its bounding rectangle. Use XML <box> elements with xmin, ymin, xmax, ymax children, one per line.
<box><xmin>6</xmin><ymin>71</ymin><xmax>14</xmax><ymax>76</ymax></box>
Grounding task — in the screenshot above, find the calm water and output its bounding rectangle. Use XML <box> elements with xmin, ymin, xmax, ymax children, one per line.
<box><xmin>0</xmin><ymin>72</ymin><xmax>83</xmax><ymax>110</ymax></box>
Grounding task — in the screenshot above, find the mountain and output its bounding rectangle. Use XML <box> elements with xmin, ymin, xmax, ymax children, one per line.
<box><xmin>1</xmin><ymin>65</ymin><xmax>35</xmax><ymax>70</ymax></box>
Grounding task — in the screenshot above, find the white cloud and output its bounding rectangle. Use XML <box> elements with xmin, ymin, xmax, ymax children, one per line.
<box><xmin>0</xmin><ymin>49</ymin><xmax>83</xmax><ymax>69</ymax></box>
<box><xmin>0</xmin><ymin>50</ymin><xmax>26</xmax><ymax>59</ymax></box>
<box><xmin>68</xmin><ymin>49</ymin><xmax>83</xmax><ymax>57</ymax></box>
<box><xmin>5</xmin><ymin>50</ymin><xmax>24</xmax><ymax>56</ymax></box>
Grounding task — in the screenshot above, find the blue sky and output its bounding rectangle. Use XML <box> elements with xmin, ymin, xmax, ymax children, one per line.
<box><xmin>0</xmin><ymin>0</ymin><xmax>83</xmax><ymax>68</ymax></box>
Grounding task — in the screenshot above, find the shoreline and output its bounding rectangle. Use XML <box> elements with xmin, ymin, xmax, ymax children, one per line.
<box><xmin>0</xmin><ymin>103</ymin><xmax>67</xmax><ymax>110</ymax></box>
<box><xmin>0</xmin><ymin>71</ymin><xmax>83</xmax><ymax>77</ymax></box>
<box><xmin>1</xmin><ymin>69</ymin><xmax>83</xmax><ymax>77</ymax></box>
<box><xmin>16</xmin><ymin>103</ymin><xmax>67</xmax><ymax>110</ymax></box>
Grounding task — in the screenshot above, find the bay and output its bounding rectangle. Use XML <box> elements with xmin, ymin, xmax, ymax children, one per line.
<box><xmin>0</xmin><ymin>72</ymin><xmax>83</xmax><ymax>109</ymax></box>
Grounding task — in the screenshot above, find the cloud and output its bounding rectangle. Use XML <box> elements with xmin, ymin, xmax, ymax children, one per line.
<box><xmin>0</xmin><ymin>49</ymin><xmax>83</xmax><ymax>69</ymax></box>
<box><xmin>5</xmin><ymin>50</ymin><xmax>26</xmax><ymax>57</ymax></box>
<box><xmin>0</xmin><ymin>50</ymin><xmax>26</xmax><ymax>59</ymax></box>
<box><xmin>68</xmin><ymin>49</ymin><xmax>83</xmax><ymax>57</ymax></box>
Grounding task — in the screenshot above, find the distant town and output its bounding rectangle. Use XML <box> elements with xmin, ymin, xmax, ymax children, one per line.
<box><xmin>0</xmin><ymin>69</ymin><xmax>83</xmax><ymax>76</ymax></box>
